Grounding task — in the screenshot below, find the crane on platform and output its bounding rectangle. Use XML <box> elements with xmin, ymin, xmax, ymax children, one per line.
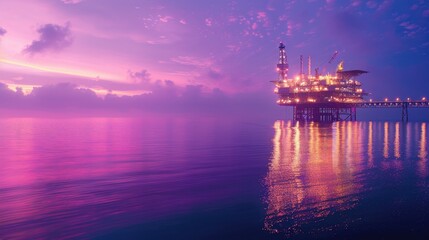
<box><xmin>314</xmin><ymin>50</ymin><xmax>339</xmax><ymax>76</ymax></box>
<box><xmin>328</xmin><ymin>51</ymin><xmax>339</xmax><ymax>64</ymax></box>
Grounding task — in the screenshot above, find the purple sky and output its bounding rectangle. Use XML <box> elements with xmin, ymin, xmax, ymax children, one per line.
<box><xmin>0</xmin><ymin>0</ymin><xmax>428</xmax><ymax>116</ymax></box>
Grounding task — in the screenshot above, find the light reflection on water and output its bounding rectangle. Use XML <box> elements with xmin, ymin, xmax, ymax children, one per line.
<box><xmin>1</xmin><ymin>117</ymin><xmax>429</xmax><ymax>239</ymax></box>
<box><xmin>0</xmin><ymin>117</ymin><xmax>273</xmax><ymax>239</ymax></box>
<box><xmin>264</xmin><ymin>120</ymin><xmax>429</xmax><ymax>237</ymax></box>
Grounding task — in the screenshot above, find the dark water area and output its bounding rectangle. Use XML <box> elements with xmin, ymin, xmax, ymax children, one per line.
<box><xmin>0</xmin><ymin>117</ymin><xmax>428</xmax><ymax>239</ymax></box>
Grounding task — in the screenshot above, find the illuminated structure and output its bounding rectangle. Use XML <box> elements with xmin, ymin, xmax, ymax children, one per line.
<box><xmin>272</xmin><ymin>43</ymin><xmax>368</xmax><ymax>122</ymax></box>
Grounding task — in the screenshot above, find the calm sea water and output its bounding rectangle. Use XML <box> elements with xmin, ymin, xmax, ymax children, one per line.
<box><xmin>0</xmin><ymin>117</ymin><xmax>428</xmax><ymax>239</ymax></box>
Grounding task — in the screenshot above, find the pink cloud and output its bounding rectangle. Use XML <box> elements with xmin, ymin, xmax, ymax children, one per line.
<box><xmin>0</xmin><ymin>80</ymin><xmax>277</xmax><ymax>116</ymax></box>
<box><xmin>257</xmin><ymin>11</ymin><xmax>267</xmax><ymax>19</ymax></box>
<box><xmin>377</xmin><ymin>0</ymin><xmax>392</xmax><ymax>12</ymax></box>
<box><xmin>400</xmin><ymin>21</ymin><xmax>418</xmax><ymax>30</ymax></box>
<box><xmin>23</xmin><ymin>23</ymin><xmax>73</xmax><ymax>54</ymax></box>
<box><xmin>0</xmin><ymin>26</ymin><xmax>6</xmax><ymax>36</ymax></box>
<box><xmin>158</xmin><ymin>15</ymin><xmax>173</xmax><ymax>23</ymax></box>
<box><xmin>278</xmin><ymin>15</ymin><xmax>287</xmax><ymax>22</ymax></box>
<box><xmin>351</xmin><ymin>0</ymin><xmax>360</xmax><ymax>7</ymax></box>
<box><xmin>62</xmin><ymin>0</ymin><xmax>84</xmax><ymax>4</ymax></box>
<box><xmin>226</xmin><ymin>44</ymin><xmax>240</xmax><ymax>53</ymax></box>
<box><xmin>256</xmin><ymin>11</ymin><xmax>269</xmax><ymax>27</ymax></box>
<box><xmin>366</xmin><ymin>1</ymin><xmax>377</xmax><ymax>9</ymax></box>
<box><xmin>128</xmin><ymin>69</ymin><xmax>151</xmax><ymax>84</ymax></box>
<box><xmin>205</xmin><ymin>18</ymin><xmax>213</xmax><ymax>27</ymax></box>
<box><xmin>228</xmin><ymin>16</ymin><xmax>237</xmax><ymax>23</ymax></box>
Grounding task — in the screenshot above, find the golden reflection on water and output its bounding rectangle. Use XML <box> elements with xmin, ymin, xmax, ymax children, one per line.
<box><xmin>406</xmin><ymin>123</ymin><xmax>412</xmax><ymax>158</ymax></box>
<box><xmin>368</xmin><ymin>121</ymin><xmax>373</xmax><ymax>166</ymax></box>
<box><xmin>394</xmin><ymin>122</ymin><xmax>401</xmax><ymax>159</ymax></box>
<box><xmin>265</xmin><ymin>121</ymin><xmax>365</xmax><ymax>235</ymax></box>
<box><xmin>419</xmin><ymin>123</ymin><xmax>427</xmax><ymax>160</ymax></box>
<box><xmin>418</xmin><ymin>123</ymin><xmax>427</xmax><ymax>177</ymax></box>
<box><xmin>264</xmin><ymin>120</ymin><xmax>429</xmax><ymax>235</ymax></box>
<box><xmin>384</xmin><ymin>122</ymin><xmax>389</xmax><ymax>159</ymax></box>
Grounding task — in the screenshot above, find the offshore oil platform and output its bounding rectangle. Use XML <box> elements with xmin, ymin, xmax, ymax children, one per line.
<box><xmin>272</xmin><ymin>43</ymin><xmax>428</xmax><ymax>122</ymax></box>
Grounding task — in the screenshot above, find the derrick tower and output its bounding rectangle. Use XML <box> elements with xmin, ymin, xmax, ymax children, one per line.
<box><xmin>276</xmin><ymin>42</ymin><xmax>289</xmax><ymax>81</ymax></box>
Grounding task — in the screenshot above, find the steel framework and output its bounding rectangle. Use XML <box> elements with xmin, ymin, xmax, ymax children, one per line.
<box><xmin>283</xmin><ymin>100</ymin><xmax>429</xmax><ymax>122</ymax></box>
<box><xmin>358</xmin><ymin>100</ymin><xmax>429</xmax><ymax>121</ymax></box>
<box><xmin>292</xmin><ymin>104</ymin><xmax>356</xmax><ymax>122</ymax></box>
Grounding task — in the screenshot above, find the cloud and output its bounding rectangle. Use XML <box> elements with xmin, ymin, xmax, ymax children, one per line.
<box><xmin>205</xmin><ymin>18</ymin><xmax>213</xmax><ymax>27</ymax></box>
<box><xmin>23</xmin><ymin>23</ymin><xmax>73</xmax><ymax>54</ymax></box>
<box><xmin>128</xmin><ymin>69</ymin><xmax>151</xmax><ymax>84</ymax></box>
<box><xmin>61</xmin><ymin>0</ymin><xmax>84</xmax><ymax>4</ymax></box>
<box><xmin>0</xmin><ymin>81</ymin><xmax>278</xmax><ymax>117</ymax></box>
<box><xmin>0</xmin><ymin>82</ymin><xmax>25</xmax><ymax>108</ymax></box>
<box><xmin>158</xmin><ymin>15</ymin><xmax>173</xmax><ymax>23</ymax></box>
<box><xmin>170</xmin><ymin>56</ymin><xmax>214</xmax><ymax>68</ymax></box>
<box><xmin>28</xmin><ymin>83</ymin><xmax>101</xmax><ymax>109</ymax></box>
<box><xmin>0</xmin><ymin>27</ymin><xmax>7</xmax><ymax>36</ymax></box>
<box><xmin>0</xmin><ymin>26</ymin><xmax>6</xmax><ymax>36</ymax></box>
<box><xmin>205</xmin><ymin>69</ymin><xmax>223</xmax><ymax>81</ymax></box>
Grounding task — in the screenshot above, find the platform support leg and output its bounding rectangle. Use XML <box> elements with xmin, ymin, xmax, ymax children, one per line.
<box><xmin>401</xmin><ymin>103</ymin><xmax>408</xmax><ymax>122</ymax></box>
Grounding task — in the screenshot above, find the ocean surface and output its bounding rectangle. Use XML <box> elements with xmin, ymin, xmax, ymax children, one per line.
<box><xmin>0</xmin><ymin>117</ymin><xmax>428</xmax><ymax>239</ymax></box>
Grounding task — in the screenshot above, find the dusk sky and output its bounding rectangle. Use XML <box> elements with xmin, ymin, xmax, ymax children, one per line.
<box><xmin>0</xmin><ymin>0</ymin><xmax>428</xmax><ymax>115</ymax></box>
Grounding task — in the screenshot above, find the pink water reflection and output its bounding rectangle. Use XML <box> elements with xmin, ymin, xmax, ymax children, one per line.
<box><xmin>264</xmin><ymin>120</ymin><xmax>429</xmax><ymax>236</ymax></box>
<box><xmin>0</xmin><ymin>117</ymin><xmax>252</xmax><ymax>239</ymax></box>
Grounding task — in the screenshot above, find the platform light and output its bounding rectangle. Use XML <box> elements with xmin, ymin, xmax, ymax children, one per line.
<box><xmin>384</xmin><ymin>98</ymin><xmax>388</xmax><ymax>102</ymax></box>
<box><xmin>370</xmin><ymin>99</ymin><xmax>373</xmax><ymax>102</ymax></box>
<box><xmin>407</xmin><ymin>97</ymin><xmax>410</xmax><ymax>101</ymax></box>
<box><xmin>396</xmin><ymin>97</ymin><xmax>400</xmax><ymax>101</ymax></box>
<box><xmin>423</xmin><ymin>97</ymin><xmax>426</xmax><ymax>101</ymax></box>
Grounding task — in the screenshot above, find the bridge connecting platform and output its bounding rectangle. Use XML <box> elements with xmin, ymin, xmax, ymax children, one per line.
<box><xmin>358</xmin><ymin>100</ymin><xmax>429</xmax><ymax>121</ymax></box>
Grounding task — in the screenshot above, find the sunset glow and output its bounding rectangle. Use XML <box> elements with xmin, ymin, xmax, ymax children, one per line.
<box><xmin>0</xmin><ymin>0</ymin><xmax>427</xmax><ymax>115</ymax></box>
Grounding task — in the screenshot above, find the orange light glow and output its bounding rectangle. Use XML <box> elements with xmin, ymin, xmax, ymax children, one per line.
<box><xmin>0</xmin><ymin>58</ymin><xmax>120</xmax><ymax>81</ymax></box>
<box><xmin>394</xmin><ymin>122</ymin><xmax>400</xmax><ymax>158</ymax></box>
<box><xmin>6</xmin><ymin>83</ymin><xmax>40</xmax><ymax>95</ymax></box>
<box><xmin>419</xmin><ymin>123</ymin><xmax>427</xmax><ymax>161</ymax></box>
<box><xmin>418</xmin><ymin>123</ymin><xmax>427</xmax><ymax>177</ymax></box>
<box><xmin>384</xmin><ymin>122</ymin><xmax>389</xmax><ymax>158</ymax></box>
<box><xmin>265</xmin><ymin>121</ymin><xmax>365</xmax><ymax>234</ymax></box>
<box><xmin>368</xmin><ymin>122</ymin><xmax>373</xmax><ymax>165</ymax></box>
